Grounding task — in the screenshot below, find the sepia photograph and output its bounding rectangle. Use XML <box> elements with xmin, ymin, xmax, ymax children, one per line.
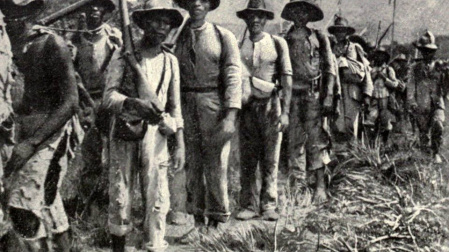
<box><xmin>0</xmin><ymin>0</ymin><xmax>448</xmax><ymax>251</ymax></box>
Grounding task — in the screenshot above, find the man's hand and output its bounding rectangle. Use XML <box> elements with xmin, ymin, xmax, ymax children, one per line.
<box><xmin>4</xmin><ymin>141</ymin><xmax>36</xmax><ymax>178</ymax></box>
<box><xmin>124</xmin><ymin>98</ymin><xmax>162</xmax><ymax>124</ymax></box>
<box><xmin>278</xmin><ymin>113</ymin><xmax>289</xmax><ymax>132</ymax></box>
<box><xmin>172</xmin><ymin>146</ymin><xmax>185</xmax><ymax>175</ymax></box>
<box><xmin>322</xmin><ymin>95</ymin><xmax>334</xmax><ymax>116</ymax></box>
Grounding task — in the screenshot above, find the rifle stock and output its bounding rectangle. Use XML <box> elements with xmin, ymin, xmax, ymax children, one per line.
<box><xmin>118</xmin><ymin>0</ymin><xmax>164</xmax><ymax>113</ymax></box>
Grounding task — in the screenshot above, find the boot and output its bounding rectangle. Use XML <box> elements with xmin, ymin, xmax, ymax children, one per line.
<box><xmin>111</xmin><ymin>235</ymin><xmax>126</xmax><ymax>252</ymax></box>
<box><xmin>54</xmin><ymin>231</ymin><xmax>71</xmax><ymax>252</ymax></box>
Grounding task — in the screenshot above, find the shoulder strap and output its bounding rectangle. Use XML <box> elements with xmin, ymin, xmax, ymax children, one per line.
<box><xmin>99</xmin><ymin>46</ymin><xmax>117</xmax><ymax>73</ymax></box>
<box><xmin>155</xmin><ymin>51</ymin><xmax>167</xmax><ymax>95</ymax></box>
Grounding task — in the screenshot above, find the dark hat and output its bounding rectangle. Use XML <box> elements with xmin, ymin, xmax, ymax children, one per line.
<box><xmin>237</xmin><ymin>0</ymin><xmax>274</xmax><ymax>20</ymax></box>
<box><xmin>372</xmin><ymin>46</ymin><xmax>391</xmax><ymax>63</ymax></box>
<box><xmin>83</xmin><ymin>0</ymin><xmax>116</xmax><ymax>13</ymax></box>
<box><xmin>413</xmin><ymin>31</ymin><xmax>438</xmax><ymax>50</ymax></box>
<box><xmin>392</xmin><ymin>53</ymin><xmax>408</xmax><ymax>63</ymax></box>
<box><xmin>348</xmin><ymin>35</ymin><xmax>372</xmax><ymax>52</ymax></box>
<box><xmin>174</xmin><ymin>0</ymin><xmax>220</xmax><ymax>11</ymax></box>
<box><xmin>281</xmin><ymin>0</ymin><xmax>324</xmax><ymax>22</ymax></box>
<box><xmin>328</xmin><ymin>16</ymin><xmax>355</xmax><ymax>35</ymax></box>
<box><xmin>1</xmin><ymin>0</ymin><xmax>45</xmax><ymax>21</ymax></box>
<box><xmin>132</xmin><ymin>0</ymin><xmax>184</xmax><ymax>29</ymax></box>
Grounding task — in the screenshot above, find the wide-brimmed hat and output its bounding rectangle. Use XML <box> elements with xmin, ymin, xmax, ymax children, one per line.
<box><xmin>132</xmin><ymin>0</ymin><xmax>184</xmax><ymax>29</ymax></box>
<box><xmin>372</xmin><ymin>46</ymin><xmax>391</xmax><ymax>63</ymax></box>
<box><xmin>281</xmin><ymin>0</ymin><xmax>323</xmax><ymax>22</ymax></box>
<box><xmin>348</xmin><ymin>34</ymin><xmax>374</xmax><ymax>53</ymax></box>
<box><xmin>0</xmin><ymin>0</ymin><xmax>45</xmax><ymax>21</ymax></box>
<box><xmin>237</xmin><ymin>0</ymin><xmax>274</xmax><ymax>20</ymax></box>
<box><xmin>328</xmin><ymin>16</ymin><xmax>355</xmax><ymax>35</ymax></box>
<box><xmin>413</xmin><ymin>31</ymin><xmax>438</xmax><ymax>50</ymax></box>
<box><xmin>82</xmin><ymin>0</ymin><xmax>116</xmax><ymax>13</ymax></box>
<box><xmin>392</xmin><ymin>53</ymin><xmax>408</xmax><ymax>63</ymax></box>
<box><xmin>174</xmin><ymin>0</ymin><xmax>220</xmax><ymax>11</ymax></box>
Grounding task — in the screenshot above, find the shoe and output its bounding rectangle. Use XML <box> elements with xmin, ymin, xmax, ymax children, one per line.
<box><xmin>434</xmin><ymin>154</ymin><xmax>443</xmax><ymax>164</ymax></box>
<box><xmin>235</xmin><ymin>209</ymin><xmax>258</xmax><ymax>221</ymax></box>
<box><xmin>262</xmin><ymin>209</ymin><xmax>279</xmax><ymax>221</ymax></box>
<box><xmin>167</xmin><ymin>211</ymin><xmax>189</xmax><ymax>226</ymax></box>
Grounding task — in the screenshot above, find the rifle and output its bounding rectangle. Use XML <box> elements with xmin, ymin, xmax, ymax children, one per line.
<box><xmin>377</xmin><ymin>22</ymin><xmax>393</xmax><ymax>48</ymax></box>
<box><xmin>36</xmin><ymin>0</ymin><xmax>95</xmax><ymax>26</ymax></box>
<box><xmin>118</xmin><ymin>0</ymin><xmax>164</xmax><ymax>112</ymax></box>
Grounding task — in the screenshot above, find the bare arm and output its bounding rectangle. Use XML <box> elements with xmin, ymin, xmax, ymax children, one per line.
<box><xmin>28</xmin><ymin>35</ymin><xmax>78</xmax><ymax>147</ymax></box>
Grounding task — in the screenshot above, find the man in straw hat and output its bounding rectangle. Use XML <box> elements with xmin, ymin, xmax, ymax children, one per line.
<box><xmin>173</xmin><ymin>0</ymin><xmax>242</xmax><ymax>230</ymax></box>
<box><xmin>281</xmin><ymin>0</ymin><xmax>337</xmax><ymax>203</ymax></box>
<box><xmin>70</xmin><ymin>0</ymin><xmax>122</xmax><ymax>218</ymax></box>
<box><xmin>390</xmin><ymin>53</ymin><xmax>409</xmax><ymax>134</ymax></box>
<box><xmin>366</xmin><ymin>46</ymin><xmax>399</xmax><ymax>146</ymax></box>
<box><xmin>1</xmin><ymin>0</ymin><xmax>82</xmax><ymax>250</ymax></box>
<box><xmin>101</xmin><ymin>0</ymin><xmax>185</xmax><ymax>250</ymax></box>
<box><xmin>236</xmin><ymin>0</ymin><xmax>292</xmax><ymax>221</ymax></box>
<box><xmin>407</xmin><ymin>31</ymin><xmax>445</xmax><ymax>164</ymax></box>
<box><xmin>329</xmin><ymin>15</ymin><xmax>373</xmax><ymax>144</ymax></box>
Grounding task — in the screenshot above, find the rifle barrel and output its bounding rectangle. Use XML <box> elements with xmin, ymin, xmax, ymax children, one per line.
<box><xmin>36</xmin><ymin>0</ymin><xmax>95</xmax><ymax>26</ymax></box>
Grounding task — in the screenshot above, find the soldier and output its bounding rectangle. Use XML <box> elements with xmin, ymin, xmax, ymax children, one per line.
<box><xmin>407</xmin><ymin>31</ymin><xmax>445</xmax><ymax>164</ymax></box>
<box><xmin>390</xmin><ymin>53</ymin><xmax>409</xmax><ymax>134</ymax></box>
<box><xmin>102</xmin><ymin>0</ymin><xmax>185</xmax><ymax>250</ymax></box>
<box><xmin>281</xmin><ymin>0</ymin><xmax>337</xmax><ymax>203</ymax></box>
<box><xmin>366</xmin><ymin>47</ymin><xmax>399</xmax><ymax>146</ymax></box>
<box><xmin>71</xmin><ymin>0</ymin><xmax>121</xmax><ymax>215</ymax></box>
<box><xmin>235</xmin><ymin>0</ymin><xmax>292</xmax><ymax>221</ymax></box>
<box><xmin>174</xmin><ymin>0</ymin><xmax>242</xmax><ymax>229</ymax></box>
<box><xmin>328</xmin><ymin>16</ymin><xmax>373</xmax><ymax>144</ymax></box>
<box><xmin>1</xmin><ymin>0</ymin><xmax>82</xmax><ymax>250</ymax></box>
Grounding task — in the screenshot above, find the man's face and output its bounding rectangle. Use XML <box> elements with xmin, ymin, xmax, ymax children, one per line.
<box><xmin>334</xmin><ymin>31</ymin><xmax>347</xmax><ymax>42</ymax></box>
<box><xmin>86</xmin><ymin>3</ymin><xmax>106</xmax><ymax>27</ymax></box>
<box><xmin>290</xmin><ymin>6</ymin><xmax>309</xmax><ymax>26</ymax></box>
<box><xmin>142</xmin><ymin>14</ymin><xmax>173</xmax><ymax>45</ymax></box>
<box><xmin>244</xmin><ymin>12</ymin><xmax>267</xmax><ymax>35</ymax></box>
<box><xmin>187</xmin><ymin>0</ymin><xmax>211</xmax><ymax>21</ymax></box>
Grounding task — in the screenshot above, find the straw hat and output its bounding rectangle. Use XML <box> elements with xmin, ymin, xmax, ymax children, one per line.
<box><xmin>237</xmin><ymin>0</ymin><xmax>274</xmax><ymax>20</ymax></box>
<box><xmin>132</xmin><ymin>0</ymin><xmax>184</xmax><ymax>29</ymax></box>
<box><xmin>82</xmin><ymin>0</ymin><xmax>116</xmax><ymax>13</ymax></box>
<box><xmin>413</xmin><ymin>31</ymin><xmax>438</xmax><ymax>50</ymax></box>
<box><xmin>174</xmin><ymin>0</ymin><xmax>220</xmax><ymax>11</ymax></box>
<box><xmin>281</xmin><ymin>0</ymin><xmax>323</xmax><ymax>22</ymax></box>
<box><xmin>328</xmin><ymin>16</ymin><xmax>355</xmax><ymax>35</ymax></box>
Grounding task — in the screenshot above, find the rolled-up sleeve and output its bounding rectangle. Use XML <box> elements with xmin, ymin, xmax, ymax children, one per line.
<box><xmin>103</xmin><ymin>49</ymin><xmax>127</xmax><ymax>114</ymax></box>
<box><xmin>168</xmin><ymin>55</ymin><xmax>184</xmax><ymax>129</ymax></box>
<box><xmin>220</xmin><ymin>28</ymin><xmax>242</xmax><ymax>109</ymax></box>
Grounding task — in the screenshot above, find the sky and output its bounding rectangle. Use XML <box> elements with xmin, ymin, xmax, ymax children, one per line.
<box><xmin>203</xmin><ymin>0</ymin><xmax>449</xmax><ymax>44</ymax></box>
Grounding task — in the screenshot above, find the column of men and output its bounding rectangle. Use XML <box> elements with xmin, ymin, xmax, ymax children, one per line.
<box><xmin>0</xmin><ymin>0</ymin><xmax>446</xmax><ymax>251</ymax></box>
